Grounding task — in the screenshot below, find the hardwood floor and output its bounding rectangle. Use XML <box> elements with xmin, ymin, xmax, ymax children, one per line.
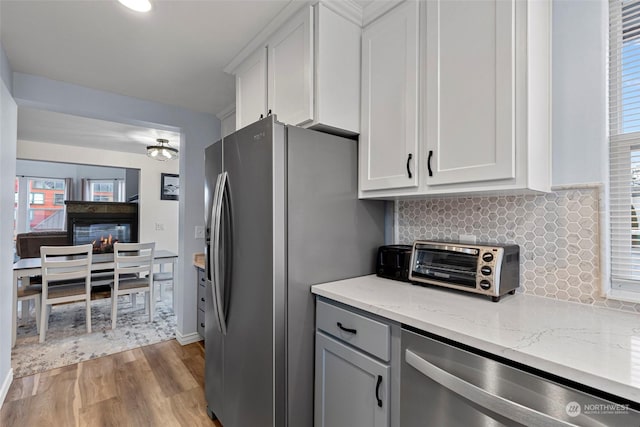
<box><xmin>1</xmin><ymin>340</ymin><xmax>222</xmax><ymax>427</ymax></box>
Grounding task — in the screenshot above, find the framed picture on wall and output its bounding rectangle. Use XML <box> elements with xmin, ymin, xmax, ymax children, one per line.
<box><xmin>161</xmin><ymin>173</ymin><xmax>179</xmax><ymax>201</ymax></box>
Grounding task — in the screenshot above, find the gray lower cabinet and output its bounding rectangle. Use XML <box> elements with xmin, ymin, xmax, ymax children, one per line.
<box><xmin>315</xmin><ymin>299</ymin><xmax>394</xmax><ymax>427</ymax></box>
<box><xmin>196</xmin><ymin>267</ymin><xmax>206</xmax><ymax>338</ymax></box>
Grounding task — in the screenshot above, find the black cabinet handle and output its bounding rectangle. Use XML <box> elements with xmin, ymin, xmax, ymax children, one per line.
<box><xmin>336</xmin><ymin>322</ymin><xmax>357</xmax><ymax>334</ymax></box>
<box><xmin>375</xmin><ymin>375</ymin><xmax>382</xmax><ymax>407</ymax></box>
<box><xmin>427</xmin><ymin>150</ymin><xmax>433</xmax><ymax>177</ymax></box>
<box><xmin>267</xmin><ymin>109</ymin><xmax>272</xmax><ymax>116</ymax></box>
<box><xmin>406</xmin><ymin>153</ymin><xmax>413</xmax><ymax>179</ymax></box>
<box><xmin>201</xmin><ymin>297</ymin><xmax>205</xmax><ymax>302</ymax></box>
<box><xmin>200</xmin><ymin>323</ymin><xmax>205</xmax><ymax>328</ymax></box>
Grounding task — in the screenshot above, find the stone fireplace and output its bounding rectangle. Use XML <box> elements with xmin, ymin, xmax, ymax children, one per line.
<box><xmin>66</xmin><ymin>201</ymin><xmax>139</xmax><ymax>253</ymax></box>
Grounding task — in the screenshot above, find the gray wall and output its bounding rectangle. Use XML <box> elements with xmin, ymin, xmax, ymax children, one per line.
<box><xmin>552</xmin><ymin>0</ymin><xmax>607</xmax><ymax>186</ymax></box>
<box><xmin>0</xmin><ymin>43</ymin><xmax>15</xmax><ymax>401</ymax></box>
<box><xmin>12</xmin><ymin>72</ymin><xmax>220</xmax><ymax>342</ymax></box>
<box><xmin>0</xmin><ymin>44</ymin><xmax>12</xmax><ymax>93</ymax></box>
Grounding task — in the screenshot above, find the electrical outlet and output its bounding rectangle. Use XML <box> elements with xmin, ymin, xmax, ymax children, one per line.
<box><xmin>195</xmin><ymin>225</ymin><xmax>205</xmax><ymax>239</ymax></box>
<box><xmin>155</xmin><ymin>223</ymin><xmax>164</xmax><ymax>231</ymax></box>
<box><xmin>459</xmin><ymin>234</ymin><xmax>476</xmax><ymax>244</ymax></box>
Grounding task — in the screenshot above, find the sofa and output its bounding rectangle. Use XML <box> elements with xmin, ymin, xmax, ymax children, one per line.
<box><xmin>15</xmin><ymin>231</ymin><xmax>69</xmax><ymax>259</ymax></box>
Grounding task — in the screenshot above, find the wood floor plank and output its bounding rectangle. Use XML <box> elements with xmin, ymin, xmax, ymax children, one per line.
<box><xmin>4</xmin><ymin>374</ymin><xmax>37</xmax><ymax>402</ymax></box>
<box><xmin>1</xmin><ymin>340</ymin><xmax>218</xmax><ymax>427</ymax></box>
<box><xmin>168</xmin><ymin>386</ymin><xmax>223</xmax><ymax>427</ymax></box>
<box><xmin>140</xmin><ymin>340</ymin><xmax>199</xmax><ymax>398</ymax></box>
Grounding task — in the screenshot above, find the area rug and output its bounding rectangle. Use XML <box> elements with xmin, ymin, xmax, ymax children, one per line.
<box><xmin>12</xmin><ymin>287</ymin><xmax>176</xmax><ymax>378</ymax></box>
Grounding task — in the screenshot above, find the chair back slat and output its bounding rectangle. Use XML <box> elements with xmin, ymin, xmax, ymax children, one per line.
<box><xmin>39</xmin><ymin>244</ymin><xmax>93</xmax><ymax>343</ymax></box>
<box><xmin>113</xmin><ymin>242</ymin><xmax>155</xmax><ymax>290</ymax></box>
<box><xmin>40</xmin><ymin>244</ymin><xmax>93</xmax><ymax>298</ymax></box>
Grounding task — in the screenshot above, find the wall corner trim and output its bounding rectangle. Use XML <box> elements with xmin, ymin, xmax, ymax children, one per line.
<box><xmin>0</xmin><ymin>368</ymin><xmax>14</xmax><ymax>410</ymax></box>
<box><xmin>175</xmin><ymin>330</ymin><xmax>203</xmax><ymax>346</ymax></box>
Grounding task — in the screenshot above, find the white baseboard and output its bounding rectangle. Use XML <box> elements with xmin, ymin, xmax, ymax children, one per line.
<box><xmin>0</xmin><ymin>368</ymin><xmax>13</xmax><ymax>409</ymax></box>
<box><xmin>175</xmin><ymin>330</ymin><xmax>203</xmax><ymax>345</ymax></box>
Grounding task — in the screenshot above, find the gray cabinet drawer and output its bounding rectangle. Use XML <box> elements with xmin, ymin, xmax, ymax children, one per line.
<box><xmin>196</xmin><ymin>267</ymin><xmax>206</xmax><ymax>337</ymax></box>
<box><xmin>198</xmin><ymin>292</ymin><xmax>206</xmax><ymax>311</ymax></box>
<box><xmin>197</xmin><ymin>308</ymin><xmax>205</xmax><ymax>337</ymax></box>
<box><xmin>317</xmin><ymin>300</ymin><xmax>390</xmax><ymax>362</ymax></box>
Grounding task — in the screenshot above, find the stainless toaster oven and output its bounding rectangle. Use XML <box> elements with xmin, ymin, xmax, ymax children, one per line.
<box><xmin>409</xmin><ymin>241</ymin><xmax>519</xmax><ymax>302</ymax></box>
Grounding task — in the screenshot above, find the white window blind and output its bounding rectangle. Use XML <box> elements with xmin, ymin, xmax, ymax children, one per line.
<box><xmin>610</xmin><ymin>0</ymin><xmax>640</xmax><ymax>291</ymax></box>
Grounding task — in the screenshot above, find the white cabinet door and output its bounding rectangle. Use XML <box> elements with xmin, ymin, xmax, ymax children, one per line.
<box><xmin>268</xmin><ymin>6</ymin><xmax>313</xmax><ymax>126</ymax></box>
<box><xmin>360</xmin><ymin>1</ymin><xmax>419</xmax><ymax>192</ymax></box>
<box><xmin>425</xmin><ymin>0</ymin><xmax>515</xmax><ymax>186</ymax></box>
<box><xmin>315</xmin><ymin>332</ymin><xmax>390</xmax><ymax>427</ymax></box>
<box><xmin>235</xmin><ymin>46</ymin><xmax>267</xmax><ymax>130</ymax></box>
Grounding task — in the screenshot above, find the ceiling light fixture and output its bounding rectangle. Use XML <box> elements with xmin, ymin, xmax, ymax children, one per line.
<box><xmin>147</xmin><ymin>138</ymin><xmax>178</xmax><ymax>161</ymax></box>
<box><xmin>118</xmin><ymin>0</ymin><xmax>152</xmax><ymax>13</ymax></box>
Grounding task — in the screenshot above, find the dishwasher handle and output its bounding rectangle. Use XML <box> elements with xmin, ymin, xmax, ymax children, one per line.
<box><xmin>405</xmin><ymin>349</ymin><xmax>582</xmax><ymax>427</ymax></box>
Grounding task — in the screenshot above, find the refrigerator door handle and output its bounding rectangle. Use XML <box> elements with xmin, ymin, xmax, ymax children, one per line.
<box><xmin>213</xmin><ymin>171</ymin><xmax>229</xmax><ymax>335</ymax></box>
<box><xmin>221</xmin><ymin>172</ymin><xmax>233</xmax><ymax>330</ymax></box>
<box><xmin>211</xmin><ymin>173</ymin><xmax>225</xmax><ymax>334</ymax></box>
<box><xmin>205</xmin><ymin>173</ymin><xmax>222</xmax><ymax>282</ymax></box>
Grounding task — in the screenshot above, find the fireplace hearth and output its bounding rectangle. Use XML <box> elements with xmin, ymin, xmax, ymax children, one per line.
<box><xmin>66</xmin><ymin>202</ymin><xmax>139</xmax><ymax>253</ymax></box>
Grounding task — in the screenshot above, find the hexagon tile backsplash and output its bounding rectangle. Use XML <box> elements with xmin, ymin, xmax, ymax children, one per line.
<box><xmin>397</xmin><ymin>186</ymin><xmax>640</xmax><ymax>314</ymax></box>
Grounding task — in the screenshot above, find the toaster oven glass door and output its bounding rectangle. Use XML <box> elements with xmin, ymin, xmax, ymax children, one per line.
<box><xmin>412</xmin><ymin>248</ymin><xmax>478</xmax><ymax>288</ymax></box>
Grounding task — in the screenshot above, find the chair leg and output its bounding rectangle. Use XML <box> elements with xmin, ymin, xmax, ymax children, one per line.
<box><xmin>148</xmin><ymin>290</ymin><xmax>154</xmax><ymax>322</ymax></box>
<box><xmin>132</xmin><ymin>293</ymin><xmax>137</xmax><ymax>309</ymax></box>
<box><xmin>111</xmin><ymin>292</ymin><xmax>118</xmax><ymax>330</ymax></box>
<box><xmin>86</xmin><ymin>298</ymin><xmax>92</xmax><ymax>334</ymax></box>
<box><xmin>39</xmin><ymin>301</ymin><xmax>48</xmax><ymax>343</ymax></box>
<box><xmin>34</xmin><ymin>296</ymin><xmax>41</xmax><ymax>334</ymax></box>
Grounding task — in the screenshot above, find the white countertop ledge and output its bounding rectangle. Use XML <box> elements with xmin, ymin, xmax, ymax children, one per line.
<box><xmin>311</xmin><ymin>275</ymin><xmax>640</xmax><ymax>404</ymax></box>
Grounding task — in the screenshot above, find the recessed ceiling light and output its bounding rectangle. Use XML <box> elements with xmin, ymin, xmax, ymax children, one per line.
<box><xmin>118</xmin><ymin>0</ymin><xmax>152</xmax><ymax>13</ymax></box>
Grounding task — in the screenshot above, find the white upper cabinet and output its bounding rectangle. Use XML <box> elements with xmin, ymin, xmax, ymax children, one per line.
<box><xmin>360</xmin><ymin>1</ymin><xmax>419</xmax><ymax>192</ymax></box>
<box><xmin>360</xmin><ymin>0</ymin><xmax>551</xmax><ymax>199</ymax></box>
<box><xmin>268</xmin><ymin>7</ymin><xmax>314</xmax><ymax>127</ymax></box>
<box><xmin>425</xmin><ymin>0</ymin><xmax>515</xmax><ymax>186</ymax></box>
<box><xmin>230</xmin><ymin>3</ymin><xmax>360</xmax><ymax>134</ymax></box>
<box><xmin>235</xmin><ymin>47</ymin><xmax>267</xmax><ymax>130</ymax></box>
<box><xmin>216</xmin><ymin>104</ymin><xmax>236</xmax><ymax>139</ymax></box>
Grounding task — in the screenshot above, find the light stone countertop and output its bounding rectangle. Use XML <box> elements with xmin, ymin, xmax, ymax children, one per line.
<box><xmin>193</xmin><ymin>253</ymin><xmax>204</xmax><ymax>270</ymax></box>
<box><xmin>311</xmin><ymin>274</ymin><xmax>640</xmax><ymax>404</ymax></box>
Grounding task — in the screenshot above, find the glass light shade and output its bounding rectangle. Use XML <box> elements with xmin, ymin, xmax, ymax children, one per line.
<box><xmin>118</xmin><ymin>0</ymin><xmax>152</xmax><ymax>12</ymax></box>
<box><xmin>147</xmin><ymin>138</ymin><xmax>178</xmax><ymax>161</ymax></box>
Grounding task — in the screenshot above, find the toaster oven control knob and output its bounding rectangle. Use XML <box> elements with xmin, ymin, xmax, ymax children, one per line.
<box><xmin>480</xmin><ymin>266</ymin><xmax>492</xmax><ymax>276</ymax></box>
<box><xmin>480</xmin><ymin>280</ymin><xmax>491</xmax><ymax>290</ymax></box>
<box><xmin>482</xmin><ymin>252</ymin><xmax>494</xmax><ymax>263</ymax></box>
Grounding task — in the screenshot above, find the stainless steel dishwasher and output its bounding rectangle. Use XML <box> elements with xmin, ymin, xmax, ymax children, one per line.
<box><xmin>401</xmin><ymin>327</ymin><xmax>640</xmax><ymax>426</ymax></box>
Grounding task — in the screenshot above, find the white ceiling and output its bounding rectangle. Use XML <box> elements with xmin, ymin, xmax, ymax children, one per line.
<box><xmin>0</xmin><ymin>0</ymin><xmax>291</xmax><ymax>116</ymax></box>
<box><xmin>17</xmin><ymin>107</ymin><xmax>181</xmax><ymax>154</ymax></box>
<box><xmin>1</xmin><ymin>0</ymin><xmax>292</xmax><ymax>152</ymax></box>
<box><xmin>2</xmin><ymin>1</ymin><xmax>375</xmax><ymax>153</ymax></box>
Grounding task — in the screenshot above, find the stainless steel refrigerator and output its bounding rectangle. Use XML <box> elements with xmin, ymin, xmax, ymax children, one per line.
<box><xmin>204</xmin><ymin>116</ymin><xmax>385</xmax><ymax>427</ymax></box>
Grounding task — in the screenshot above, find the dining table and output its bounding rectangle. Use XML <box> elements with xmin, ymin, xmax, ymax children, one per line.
<box><xmin>12</xmin><ymin>249</ymin><xmax>178</xmax><ymax>347</ymax></box>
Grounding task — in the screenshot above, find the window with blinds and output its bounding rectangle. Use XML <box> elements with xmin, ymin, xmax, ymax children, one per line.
<box><xmin>610</xmin><ymin>0</ymin><xmax>640</xmax><ymax>292</ymax></box>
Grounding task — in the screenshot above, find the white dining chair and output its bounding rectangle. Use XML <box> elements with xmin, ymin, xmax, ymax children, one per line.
<box><xmin>153</xmin><ymin>270</ymin><xmax>173</xmax><ymax>304</ymax></box>
<box><xmin>111</xmin><ymin>242</ymin><xmax>155</xmax><ymax>329</ymax></box>
<box><xmin>16</xmin><ymin>281</ymin><xmax>41</xmax><ymax>334</ymax></box>
<box><xmin>39</xmin><ymin>244</ymin><xmax>93</xmax><ymax>343</ymax></box>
